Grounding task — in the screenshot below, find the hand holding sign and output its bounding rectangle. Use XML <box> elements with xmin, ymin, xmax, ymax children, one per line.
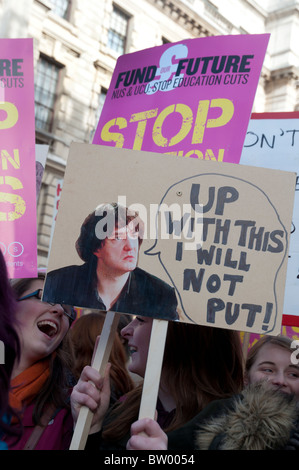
<box><xmin>47</xmin><ymin>34</ymin><xmax>270</xmax><ymax>448</ymax></box>
<box><xmin>45</xmin><ymin>144</ymin><xmax>295</xmax><ymax>450</ymax></box>
<box><xmin>70</xmin><ymin>311</ymin><xmax>119</xmax><ymax>450</ymax></box>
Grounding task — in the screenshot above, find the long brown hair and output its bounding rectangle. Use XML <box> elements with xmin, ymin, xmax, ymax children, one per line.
<box><xmin>64</xmin><ymin>312</ymin><xmax>134</xmax><ymax>398</ymax></box>
<box><xmin>12</xmin><ymin>273</ymin><xmax>72</xmax><ymax>425</ymax></box>
<box><xmin>102</xmin><ymin>321</ymin><xmax>244</xmax><ymax>440</ymax></box>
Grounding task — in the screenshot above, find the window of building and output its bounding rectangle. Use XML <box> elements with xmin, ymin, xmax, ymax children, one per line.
<box><xmin>50</xmin><ymin>0</ymin><xmax>70</xmax><ymax>19</ymax></box>
<box><xmin>107</xmin><ymin>5</ymin><xmax>129</xmax><ymax>55</ymax></box>
<box><xmin>96</xmin><ymin>88</ymin><xmax>107</xmax><ymax>122</ymax></box>
<box><xmin>35</xmin><ymin>56</ymin><xmax>62</xmax><ymax>133</ymax></box>
<box><xmin>90</xmin><ymin>88</ymin><xmax>107</xmax><ymax>141</ymax></box>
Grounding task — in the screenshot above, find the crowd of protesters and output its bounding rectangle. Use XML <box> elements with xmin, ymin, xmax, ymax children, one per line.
<box><xmin>1</xmin><ymin>247</ymin><xmax>299</xmax><ymax>451</ymax></box>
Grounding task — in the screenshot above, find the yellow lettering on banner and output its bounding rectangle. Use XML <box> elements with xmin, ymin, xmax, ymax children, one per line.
<box><xmin>152</xmin><ymin>103</ymin><xmax>193</xmax><ymax>147</ymax></box>
<box><xmin>0</xmin><ymin>102</ymin><xmax>18</xmax><ymax>129</ymax></box>
<box><xmin>130</xmin><ymin>109</ymin><xmax>158</xmax><ymax>150</ymax></box>
<box><xmin>169</xmin><ymin>104</ymin><xmax>193</xmax><ymax>146</ymax></box>
<box><xmin>100</xmin><ymin>98</ymin><xmax>234</xmax><ymax>150</ymax></box>
<box><xmin>205</xmin><ymin>148</ymin><xmax>224</xmax><ymax>162</ymax></box>
<box><xmin>192</xmin><ymin>100</ymin><xmax>210</xmax><ymax>144</ymax></box>
<box><xmin>100</xmin><ymin>118</ymin><xmax>127</xmax><ymax>147</ymax></box>
<box><xmin>0</xmin><ymin>176</ymin><xmax>26</xmax><ymax>221</ymax></box>
<box><xmin>165</xmin><ymin>148</ymin><xmax>225</xmax><ymax>161</ymax></box>
<box><xmin>207</xmin><ymin>99</ymin><xmax>234</xmax><ymax>129</ymax></box>
<box><xmin>1</xmin><ymin>149</ymin><xmax>20</xmax><ymax>170</ymax></box>
<box><xmin>192</xmin><ymin>99</ymin><xmax>234</xmax><ymax>144</ymax></box>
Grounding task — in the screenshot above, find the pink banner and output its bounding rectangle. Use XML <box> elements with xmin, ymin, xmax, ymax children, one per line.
<box><xmin>0</xmin><ymin>38</ymin><xmax>37</xmax><ymax>278</ymax></box>
<box><xmin>240</xmin><ymin>325</ymin><xmax>299</xmax><ymax>354</ymax></box>
<box><xmin>93</xmin><ymin>34</ymin><xmax>269</xmax><ymax>163</ymax></box>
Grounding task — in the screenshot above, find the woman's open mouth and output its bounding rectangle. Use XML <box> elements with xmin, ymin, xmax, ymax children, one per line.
<box><xmin>37</xmin><ymin>320</ymin><xmax>58</xmax><ymax>338</ymax></box>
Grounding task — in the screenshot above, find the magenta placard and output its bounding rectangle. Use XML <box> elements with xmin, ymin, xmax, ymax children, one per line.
<box><xmin>0</xmin><ymin>38</ymin><xmax>37</xmax><ymax>278</ymax></box>
<box><xmin>93</xmin><ymin>34</ymin><xmax>269</xmax><ymax>163</ymax></box>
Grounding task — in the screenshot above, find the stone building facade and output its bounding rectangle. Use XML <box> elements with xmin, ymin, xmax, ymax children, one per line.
<box><xmin>1</xmin><ymin>0</ymin><xmax>299</xmax><ymax>266</ymax></box>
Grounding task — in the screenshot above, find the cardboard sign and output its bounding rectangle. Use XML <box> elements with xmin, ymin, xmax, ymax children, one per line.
<box><xmin>44</xmin><ymin>143</ymin><xmax>295</xmax><ymax>335</ymax></box>
<box><xmin>92</xmin><ymin>34</ymin><xmax>269</xmax><ymax>164</ymax></box>
<box><xmin>241</xmin><ymin>112</ymin><xmax>299</xmax><ymax>326</ymax></box>
<box><xmin>0</xmin><ymin>38</ymin><xmax>37</xmax><ymax>279</ymax></box>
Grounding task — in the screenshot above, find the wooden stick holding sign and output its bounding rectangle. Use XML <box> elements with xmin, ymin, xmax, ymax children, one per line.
<box><xmin>138</xmin><ymin>319</ymin><xmax>168</xmax><ymax>421</ymax></box>
<box><xmin>69</xmin><ymin>310</ymin><xmax>120</xmax><ymax>450</ymax></box>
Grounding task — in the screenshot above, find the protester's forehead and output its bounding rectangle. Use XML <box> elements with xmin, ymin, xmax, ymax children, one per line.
<box><xmin>255</xmin><ymin>343</ymin><xmax>292</xmax><ymax>365</ymax></box>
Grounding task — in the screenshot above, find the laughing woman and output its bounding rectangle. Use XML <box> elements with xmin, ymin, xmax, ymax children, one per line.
<box><xmin>3</xmin><ymin>273</ymin><xmax>76</xmax><ymax>450</ymax></box>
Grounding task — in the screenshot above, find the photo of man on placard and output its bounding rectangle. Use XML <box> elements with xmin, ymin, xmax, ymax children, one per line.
<box><xmin>43</xmin><ymin>202</ymin><xmax>179</xmax><ymax>321</ymax></box>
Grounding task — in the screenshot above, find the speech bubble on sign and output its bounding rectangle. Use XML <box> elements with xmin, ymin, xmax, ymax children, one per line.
<box><xmin>145</xmin><ymin>173</ymin><xmax>289</xmax><ymax>333</ymax></box>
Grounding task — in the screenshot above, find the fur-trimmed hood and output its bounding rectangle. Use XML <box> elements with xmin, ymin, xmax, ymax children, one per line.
<box><xmin>196</xmin><ymin>382</ymin><xmax>299</xmax><ymax>450</ymax></box>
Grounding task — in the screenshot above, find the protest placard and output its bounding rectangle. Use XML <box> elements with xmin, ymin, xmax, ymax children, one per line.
<box><xmin>68</xmin><ymin>33</ymin><xmax>270</xmax><ymax>448</ymax></box>
<box><xmin>0</xmin><ymin>38</ymin><xmax>37</xmax><ymax>279</ymax></box>
<box><xmin>93</xmin><ymin>34</ymin><xmax>269</xmax><ymax>164</ymax></box>
<box><xmin>45</xmin><ymin>143</ymin><xmax>295</xmax><ymax>335</ymax></box>
<box><xmin>241</xmin><ymin>112</ymin><xmax>299</xmax><ymax>326</ymax></box>
<box><xmin>51</xmin><ymin>142</ymin><xmax>295</xmax><ymax>449</ymax></box>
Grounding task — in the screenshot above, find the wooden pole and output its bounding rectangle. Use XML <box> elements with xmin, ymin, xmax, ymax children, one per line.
<box><xmin>138</xmin><ymin>319</ymin><xmax>168</xmax><ymax>420</ymax></box>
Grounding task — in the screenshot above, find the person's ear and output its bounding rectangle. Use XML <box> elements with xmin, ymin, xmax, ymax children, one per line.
<box><xmin>93</xmin><ymin>247</ymin><xmax>101</xmax><ymax>258</ymax></box>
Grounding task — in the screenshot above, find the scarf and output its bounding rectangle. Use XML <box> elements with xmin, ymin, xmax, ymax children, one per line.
<box><xmin>9</xmin><ymin>358</ymin><xmax>50</xmax><ymax>419</ymax></box>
